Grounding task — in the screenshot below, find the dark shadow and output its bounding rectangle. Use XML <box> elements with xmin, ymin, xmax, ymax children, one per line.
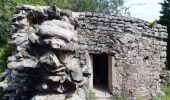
<box><xmin>93</xmin><ymin>54</ymin><xmax>108</xmax><ymax>89</ymax></box>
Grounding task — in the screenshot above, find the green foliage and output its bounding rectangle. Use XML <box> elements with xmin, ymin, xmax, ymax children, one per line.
<box><xmin>70</xmin><ymin>0</ymin><xmax>130</xmax><ymax>16</ymax></box>
<box><xmin>149</xmin><ymin>19</ymin><xmax>157</xmax><ymax>28</ymax></box>
<box><xmin>0</xmin><ymin>34</ymin><xmax>9</xmax><ymax>47</ymax></box>
<box><xmin>159</xmin><ymin>0</ymin><xmax>170</xmax><ymax>28</ymax></box>
<box><xmin>159</xmin><ymin>0</ymin><xmax>170</xmax><ymax>69</ymax></box>
<box><xmin>161</xmin><ymin>83</ymin><xmax>170</xmax><ymax>100</ymax></box>
<box><xmin>0</xmin><ymin>45</ymin><xmax>12</xmax><ymax>97</ymax></box>
<box><xmin>152</xmin><ymin>96</ymin><xmax>162</xmax><ymax>100</ymax></box>
<box><xmin>111</xmin><ymin>95</ymin><xmax>124</xmax><ymax>100</ymax></box>
<box><xmin>0</xmin><ymin>45</ymin><xmax>12</xmax><ymax>99</ymax></box>
<box><xmin>87</xmin><ymin>89</ymin><xmax>96</xmax><ymax>100</ymax></box>
<box><xmin>0</xmin><ymin>45</ymin><xmax>12</xmax><ymax>72</ymax></box>
<box><xmin>136</xmin><ymin>96</ymin><xmax>142</xmax><ymax>100</ymax></box>
<box><xmin>159</xmin><ymin>70</ymin><xmax>170</xmax><ymax>100</ymax></box>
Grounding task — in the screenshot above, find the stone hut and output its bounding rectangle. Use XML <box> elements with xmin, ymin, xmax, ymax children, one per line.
<box><xmin>0</xmin><ymin>5</ymin><xmax>168</xmax><ymax>100</ymax></box>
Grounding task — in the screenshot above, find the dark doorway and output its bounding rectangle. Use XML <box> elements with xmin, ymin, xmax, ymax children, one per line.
<box><xmin>93</xmin><ymin>54</ymin><xmax>108</xmax><ymax>89</ymax></box>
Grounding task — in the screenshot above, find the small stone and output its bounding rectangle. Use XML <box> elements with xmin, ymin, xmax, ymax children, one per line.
<box><xmin>48</xmin><ymin>76</ymin><xmax>60</xmax><ymax>82</ymax></box>
<box><xmin>42</xmin><ymin>83</ymin><xmax>48</xmax><ymax>89</ymax></box>
<box><xmin>0</xmin><ymin>81</ymin><xmax>8</xmax><ymax>89</ymax></box>
<box><xmin>160</xmin><ymin>41</ymin><xmax>167</xmax><ymax>46</ymax></box>
<box><xmin>118</xmin><ymin>37</ymin><xmax>128</xmax><ymax>44</ymax></box>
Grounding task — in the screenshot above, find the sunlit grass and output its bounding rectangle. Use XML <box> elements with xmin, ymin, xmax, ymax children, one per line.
<box><xmin>162</xmin><ymin>85</ymin><xmax>170</xmax><ymax>100</ymax></box>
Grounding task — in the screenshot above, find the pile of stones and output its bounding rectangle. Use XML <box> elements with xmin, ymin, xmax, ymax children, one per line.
<box><xmin>0</xmin><ymin>5</ymin><xmax>89</xmax><ymax>100</ymax></box>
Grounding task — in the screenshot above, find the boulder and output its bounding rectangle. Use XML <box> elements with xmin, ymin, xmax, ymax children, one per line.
<box><xmin>70</xmin><ymin>68</ymin><xmax>83</xmax><ymax>83</ymax></box>
<box><xmin>7</xmin><ymin>56</ymin><xmax>16</xmax><ymax>63</ymax></box>
<box><xmin>58</xmin><ymin>53</ymin><xmax>80</xmax><ymax>71</ymax></box>
<box><xmin>41</xmin><ymin>20</ymin><xmax>74</xmax><ymax>30</ymax></box>
<box><xmin>39</xmin><ymin>51</ymin><xmax>62</xmax><ymax>68</ymax></box>
<box><xmin>7</xmin><ymin>59</ymin><xmax>38</xmax><ymax>69</ymax></box>
<box><xmin>38</xmin><ymin>20</ymin><xmax>76</xmax><ymax>41</ymax></box>
<box><xmin>48</xmin><ymin>76</ymin><xmax>61</xmax><ymax>82</ymax></box>
<box><xmin>31</xmin><ymin>94</ymin><xmax>65</xmax><ymax>100</ymax></box>
<box><xmin>43</xmin><ymin>38</ymin><xmax>66</xmax><ymax>49</ymax></box>
<box><xmin>11</xmin><ymin>33</ymin><xmax>28</xmax><ymax>46</ymax></box>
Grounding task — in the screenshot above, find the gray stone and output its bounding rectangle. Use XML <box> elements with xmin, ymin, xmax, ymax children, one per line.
<box><xmin>39</xmin><ymin>51</ymin><xmax>62</xmax><ymax>68</ymax></box>
<box><xmin>71</xmin><ymin>68</ymin><xmax>83</xmax><ymax>83</ymax></box>
<box><xmin>160</xmin><ymin>41</ymin><xmax>167</xmax><ymax>46</ymax></box>
<box><xmin>41</xmin><ymin>20</ymin><xmax>74</xmax><ymax>30</ymax></box>
<box><xmin>53</xmin><ymin>84</ymin><xmax>66</xmax><ymax>93</ymax></box>
<box><xmin>61</xmin><ymin>9</ymin><xmax>72</xmax><ymax>17</ymax></box>
<box><xmin>118</xmin><ymin>37</ymin><xmax>128</xmax><ymax>44</ymax></box>
<box><xmin>0</xmin><ymin>81</ymin><xmax>8</xmax><ymax>89</ymax></box>
<box><xmin>154</xmin><ymin>32</ymin><xmax>160</xmax><ymax>37</ymax></box>
<box><xmin>43</xmin><ymin>38</ymin><xmax>66</xmax><ymax>49</ymax></box>
<box><xmin>58</xmin><ymin>53</ymin><xmax>80</xmax><ymax>71</ymax></box>
<box><xmin>7</xmin><ymin>59</ymin><xmax>38</xmax><ymax>69</ymax></box>
<box><xmin>38</xmin><ymin>20</ymin><xmax>76</xmax><ymax>41</ymax></box>
<box><xmin>48</xmin><ymin>76</ymin><xmax>61</xmax><ymax>82</ymax></box>
<box><xmin>11</xmin><ymin>33</ymin><xmax>28</xmax><ymax>46</ymax></box>
<box><xmin>7</xmin><ymin>56</ymin><xmax>16</xmax><ymax>63</ymax></box>
<box><xmin>28</xmin><ymin>33</ymin><xmax>39</xmax><ymax>44</ymax></box>
<box><xmin>12</xmin><ymin>12</ymin><xmax>30</xmax><ymax>30</ymax></box>
<box><xmin>0</xmin><ymin>69</ymin><xmax>11</xmax><ymax>78</ymax></box>
<box><xmin>31</xmin><ymin>94</ymin><xmax>65</xmax><ymax>100</ymax></box>
<box><xmin>66</xmin><ymin>94</ymin><xmax>83</xmax><ymax>100</ymax></box>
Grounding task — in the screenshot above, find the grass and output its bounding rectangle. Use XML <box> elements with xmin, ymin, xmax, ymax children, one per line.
<box><xmin>162</xmin><ymin>85</ymin><xmax>170</xmax><ymax>100</ymax></box>
<box><xmin>87</xmin><ymin>89</ymin><xmax>96</xmax><ymax>100</ymax></box>
<box><xmin>111</xmin><ymin>96</ymin><xmax>124</xmax><ymax>100</ymax></box>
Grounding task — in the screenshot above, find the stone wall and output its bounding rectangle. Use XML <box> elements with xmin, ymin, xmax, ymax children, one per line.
<box><xmin>0</xmin><ymin>5</ymin><xmax>168</xmax><ymax>100</ymax></box>
<box><xmin>77</xmin><ymin>12</ymin><xmax>168</xmax><ymax>99</ymax></box>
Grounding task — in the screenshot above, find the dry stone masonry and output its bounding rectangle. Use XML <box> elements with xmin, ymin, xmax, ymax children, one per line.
<box><xmin>0</xmin><ymin>5</ymin><xmax>168</xmax><ymax>100</ymax></box>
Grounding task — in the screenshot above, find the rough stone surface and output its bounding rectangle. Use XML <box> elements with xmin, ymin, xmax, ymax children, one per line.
<box><xmin>0</xmin><ymin>5</ymin><xmax>168</xmax><ymax>100</ymax></box>
<box><xmin>38</xmin><ymin>20</ymin><xmax>76</xmax><ymax>42</ymax></box>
